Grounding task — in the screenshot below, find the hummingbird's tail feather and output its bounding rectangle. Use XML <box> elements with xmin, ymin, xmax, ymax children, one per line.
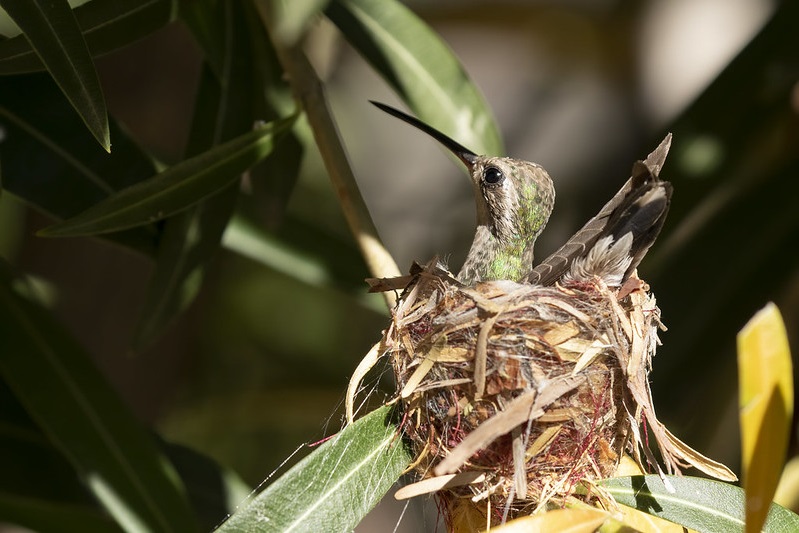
<box><xmin>562</xmin><ymin>233</ymin><xmax>634</xmax><ymax>287</ymax></box>
<box><xmin>524</xmin><ymin>134</ymin><xmax>673</xmax><ymax>286</ymax></box>
<box><xmin>608</xmin><ymin>179</ymin><xmax>672</xmax><ymax>282</ymax></box>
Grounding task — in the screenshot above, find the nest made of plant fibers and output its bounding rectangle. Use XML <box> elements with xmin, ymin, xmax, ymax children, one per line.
<box><xmin>348</xmin><ymin>260</ymin><xmax>736</xmax><ymax>524</ymax></box>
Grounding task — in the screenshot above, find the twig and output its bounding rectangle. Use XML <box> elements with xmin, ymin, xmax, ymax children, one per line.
<box><xmin>255</xmin><ymin>2</ymin><xmax>400</xmax><ymax>309</ymax></box>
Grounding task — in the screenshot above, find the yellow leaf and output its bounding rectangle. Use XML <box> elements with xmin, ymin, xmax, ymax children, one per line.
<box><xmin>485</xmin><ymin>508</ymin><xmax>608</xmax><ymax>533</ymax></box>
<box><xmin>774</xmin><ymin>456</ymin><xmax>799</xmax><ymax>511</ymax></box>
<box><xmin>738</xmin><ymin>303</ymin><xmax>794</xmax><ymax>533</ymax></box>
<box><xmin>612</xmin><ymin>455</ymin><xmax>644</xmax><ymax>477</ymax></box>
<box><xmin>612</xmin><ymin>503</ymin><xmax>698</xmax><ymax>533</ymax></box>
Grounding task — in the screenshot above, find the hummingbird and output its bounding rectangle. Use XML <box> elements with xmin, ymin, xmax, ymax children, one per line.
<box><xmin>373</xmin><ymin>102</ymin><xmax>672</xmax><ymax>287</ymax></box>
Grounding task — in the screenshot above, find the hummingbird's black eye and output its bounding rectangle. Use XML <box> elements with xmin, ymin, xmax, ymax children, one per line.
<box><xmin>483</xmin><ymin>166</ymin><xmax>504</xmax><ymax>185</ymax></box>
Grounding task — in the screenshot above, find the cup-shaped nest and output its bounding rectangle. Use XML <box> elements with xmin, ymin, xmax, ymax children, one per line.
<box><xmin>359</xmin><ymin>260</ymin><xmax>736</xmax><ymax>523</ymax></box>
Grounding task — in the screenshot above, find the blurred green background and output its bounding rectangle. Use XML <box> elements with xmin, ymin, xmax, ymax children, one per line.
<box><xmin>1</xmin><ymin>0</ymin><xmax>797</xmax><ymax>531</ymax></box>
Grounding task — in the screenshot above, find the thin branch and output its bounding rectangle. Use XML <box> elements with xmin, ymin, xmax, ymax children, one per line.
<box><xmin>256</xmin><ymin>1</ymin><xmax>400</xmax><ymax>310</ymax></box>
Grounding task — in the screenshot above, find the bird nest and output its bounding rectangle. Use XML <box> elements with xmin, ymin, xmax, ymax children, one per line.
<box><xmin>347</xmin><ymin>259</ymin><xmax>735</xmax><ymax>525</ymax></box>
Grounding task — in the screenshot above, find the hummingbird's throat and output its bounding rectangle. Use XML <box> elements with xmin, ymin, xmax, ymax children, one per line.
<box><xmin>457</xmin><ymin>156</ymin><xmax>555</xmax><ymax>285</ymax></box>
<box><xmin>458</xmin><ymin>225</ymin><xmax>540</xmax><ymax>284</ymax></box>
<box><xmin>487</xmin><ymin>229</ymin><xmax>539</xmax><ymax>281</ymax></box>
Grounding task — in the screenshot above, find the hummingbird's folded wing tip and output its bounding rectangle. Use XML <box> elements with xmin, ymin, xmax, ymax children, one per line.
<box><xmin>644</xmin><ymin>134</ymin><xmax>673</xmax><ymax>175</ymax></box>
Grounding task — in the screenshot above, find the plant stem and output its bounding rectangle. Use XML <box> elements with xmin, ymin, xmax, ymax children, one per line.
<box><xmin>256</xmin><ymin>1</ymin><xmax>400</xmax><ymax>310</ymax></box>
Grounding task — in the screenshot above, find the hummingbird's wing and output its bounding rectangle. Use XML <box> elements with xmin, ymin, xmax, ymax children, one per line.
<box><xmin>524</xmin><ymin>134</ymin><xmax>673</xmax><ymax>286</ymax></box>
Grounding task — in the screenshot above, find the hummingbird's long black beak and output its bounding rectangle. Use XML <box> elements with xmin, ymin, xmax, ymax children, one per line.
<box><xmin>371</xmin><ymin>101</ymin><xmax>479</xmax><ymax>167</ymax></box>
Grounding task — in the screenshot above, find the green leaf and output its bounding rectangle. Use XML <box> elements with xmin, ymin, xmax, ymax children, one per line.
<box><xmin>131</xmin><ymin>198</ymin><xmax>233</xmax><ymax>348</ymax></box>
<box><xmin>602</xmin><ymin>475</ymin><xmax>799</xmax><ymax>533</ymax></box>
<box><xmin>0</xmin><ymin>261</ymin><xmax>199</xmax><ymax>533</ymax></box>
<box><xmin>178</xmin><ymin>0</ymin><xmax>228</xmax><ymax>79</ymax></box>
<box><xmin>0</xmin><ymin>492</ymin><xmax>122</xmax><ymax>533</ymax></box>
<box><xmin>134</xmin><ymin>1</ymin><xmax>259</xmax><ymax>349</ymax></box>
<box><xmin>184</xmin><ymin>0</ymin><xmax>304</xmax><ymax>227</ymax></box>
<box><xmin>222</xmin><ymin>213</ymin><xmax>364</xmax><ymax>289</ymax></box>
<box><xmin>241</xmin><ymin>2</ymin><xmax>304</xmax><ymax>229</ymax></box>
<box><xmin>0</xmin><ymin>381</ymin><xmax>250</xmax><ymax>533</ymax></box>
<box><xmin>159</xmin><ymin>440</ymin><xmax>252</xmax><ymax>532</ymax></box>
<box><xmin>0</xmin><ymin>73</ymin><xmax>159</xmax><ymax>255</ymax></box>
<box><xmin>326</xmin><ymin>0</ymin><xmax>502</xmax><ymax>157</ymax></box>
<box><xmin>0</xmin><ymin>380</ymin><xmax>98</xmax><ymax>506</ymax></box>
<box><xmin>0</xmin><ymin>0</ymin><xmax>110</xmax><ymax>151</ymax></box>
<box><xmin>0</xmin><ymin>0</ymin><xmax>175</xmax><ymax>75</ymax></box>
<box><xmin>39</xmin><ymin>114</ymin><xmax>297</xmax><ymax>237</ymax></box>
<box><xmin>214</xmin><ymin>405</ymin><xmax>411</xmax><ymax>532</ymax></box>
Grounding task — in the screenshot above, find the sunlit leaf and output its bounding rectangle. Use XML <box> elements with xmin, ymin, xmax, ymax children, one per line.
<box><xmin>774</xmin><ymin>456</ymin><xmax>799</xmax><ymax>511</ymax></box>
<box><xmin>0</xmin><ymin>261</ymin><xmax>198</xmax><ymax>533</ymax></box>
<box><xmin>39</xmin><ymin>115</ymin><xmax>297</xmax><ymax>237</ymax></box>
<box><xmin>738</xmin><ymin>303</ymin><xmax>793</xmax><ymax>533</ymax></box>
<box><xmin>0</xmin><ymin>0</ymin><xmax>110</xmax><ymax>150</ymax></box>
<box><xmin>221</xmin><ymin>213</ymin><xmax>378</xmax><ymax>296</ymax></box>
<box><xmin>214</xmin><ymin>405</ymin><xmax>411</xmax><ymax>532</ymax></box>
<box><xmin>326</xmin><ymin>0</ymin><xmax>502</xmax><ymax>157</ymax></box>
<box><xmin>489</xmin><ymin>508</ymin><xmax>608</xmax><ymax>533</ymax></box>
<box><xmin>613</xmin><ymin>502</ymin><xmax>695</xmax><ymax>533</ymax></box>
<box><xmin>221</xmin><ymin>214</ymin><xmax>334</xmax><ymax>288</ymax></box>
<box><xmin>602</xmin><ymin>475</ymin><xmax>799</xmax><ymax>533</ymax></box>
<box><xmin>0</xmin><ymin>0</ymin><xmax>175</xmax><ymax>74</ymax></box>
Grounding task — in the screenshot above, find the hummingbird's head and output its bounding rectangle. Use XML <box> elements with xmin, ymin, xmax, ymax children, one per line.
<box><xmin>371</xmin><ymin>101</ymin><xmax>555</xmax><ymax>282</ymax></box>
<box><xmin>467</xmin><ymin>155</ymin><xmax>554</xmax><ymax>248</ymax></box>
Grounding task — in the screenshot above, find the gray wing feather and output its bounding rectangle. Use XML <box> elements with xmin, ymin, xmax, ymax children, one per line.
<box><xmin>524</xmin><ymin>134</ymin><xmax>673</xmax><ymax>286</ymax></box>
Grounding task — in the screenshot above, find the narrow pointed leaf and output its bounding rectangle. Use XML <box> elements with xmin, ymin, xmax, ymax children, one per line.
<box><xmin>1</xmin><ymin>385</ymin><xmax>250</xmax><ymax>533</ymax></box>
<box><xmin>0</xmin><ymin>0</ymin><xmax>175</xmax><ymax>74</ymax></box>
<box><xmin>131</xmin><ymin>201</ymin><xmax>232</xmax><ymax>348</ymax></box>
<box><xmin>214</xmin><ymin>405</ymin><xmax>411</xmax><ymax>532</ymax></box>
<box><xmin>40</xmin><ymin>115</ymin><xmax>297</xmax><ymax>237</ymax></box>
<box><xmin>0</xmin><ymin>380</ymin><xmax>97</xmax><ymax>505</ymax></box>
<box><xmin>221</xmin><ymin>213</ymin><xmax>374</xmax><ymax>293</ymax></box>
<box><xmin>602</xmin><ymin>475</ymin><xmax>799</xmax><ymax>533</ymax></box>
<box><xmin>738</xmin><ymin>303</ymin><xmax>793</xmax><ymax>533</ymax></box>
<box><xmin>612</xmin><ymin>501</ymin><xmax>694</xmax><ymax>532</ymax></box>
<box><xmin>775</xmin><ymin>457</ymin><xmax>799</xmax><ymax>512</ymax></box>
<box><xmin>134</xmin><ymin>1</ymin><xmax>258</xmax><ymax>349</ymax></box>
<box><xmin>0</xmin><ymin>73</ymin><xmax>159</xmax><ymax>255</ymax></box>
<box><xmin>241</xmin><ymin>1</ymin><xmax>303</xmax><ymax>228</ymax></box>
<box><xmin>0</xmin><ymin>262</ymin><xmax>198</xmax><ymax>533</ymax></box>
<box><xmin>160</xmin><ymin>440</ymin><xmax>252</xmax><ymax>531</ymax></box>
<box><xmin>0</xmin><ymin>0</ymin><xmax>110</xmax><ymax>150</ymax></box>
<box><xmin>326</xmin><ymin>0</ymin><xmax>502</xmax><ymax>156</ymax></box>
